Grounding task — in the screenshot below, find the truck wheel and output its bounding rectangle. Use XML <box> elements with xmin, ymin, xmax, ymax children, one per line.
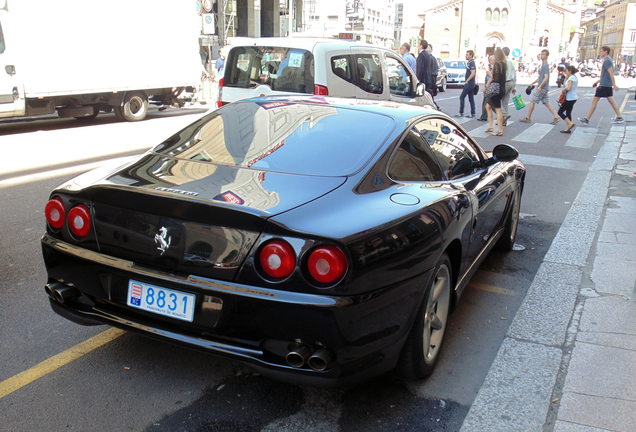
<box><xmin>113</xmin><ymin>106</ymin><xmax>125</xmax><ymax>121</ymax></box>
<box><xmin>119</xmin><ymin>91</ymin><xmax>148</xmax><ymax>121</ymax></box>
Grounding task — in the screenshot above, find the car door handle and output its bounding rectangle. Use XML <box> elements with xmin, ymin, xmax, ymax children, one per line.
<box><xmin>5</xmin><ymin>65</ymin><xmax>16</xmax><ymax>76</ymax></box>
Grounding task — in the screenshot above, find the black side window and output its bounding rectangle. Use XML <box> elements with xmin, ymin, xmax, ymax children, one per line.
<box><xmin>388</xmin><ymin>129</ymin><xmax>445</xmax><ymax>182</ymax></box>
<box><xmin>331</xmin><ymin>55</ymin><xmax>354</xmax><ymax>84</ymax></box>
<box><xmin>355</xmin><ymin>54</ymin><xmax>383</xmax><ymax>94</ymax></box>
<box><xmin>414</xmin><ymin>119</ymin><xmax>482</xmax><ymax>180</ymax></box>
<box><xmin>0</xmin><ymin>22</ymin><xmax>5</xmax><ymax>54</ymax></box>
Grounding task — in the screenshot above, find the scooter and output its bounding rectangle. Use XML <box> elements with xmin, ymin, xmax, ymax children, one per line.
<box><xmin>556</xmin><ymin>64</ymin><xmax>566</xmax><ymax>87</ymax></box>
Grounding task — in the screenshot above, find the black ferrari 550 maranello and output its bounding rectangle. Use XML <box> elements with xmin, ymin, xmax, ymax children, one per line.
<box><xmin>42</xmin><ymin>96</ymin><xmax>525</xmax><ymax>386</ymax></box>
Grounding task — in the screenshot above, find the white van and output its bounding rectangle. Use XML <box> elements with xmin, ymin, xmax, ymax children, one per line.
<box><xmin>217</xmin><ymin>38</ymin><xmax>436</xmax><ymax>109</ymax></box>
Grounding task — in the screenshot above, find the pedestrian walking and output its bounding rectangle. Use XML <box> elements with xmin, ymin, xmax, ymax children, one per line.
<box><xmin>416</xmin><ymin>39</ymin><xmax>432</xmax><ymax>97</ymax></box>
<box><xmin>454</xmin><ymin>50</ymin><xmax>476</xmax><ymax>118</ymax></box>
<box><xmin>428</xmin><ymin>45</ymin><xmax>439</xmax><ymax>97</ymax></box>
<box><xmin>558</xmin><ymin>65</ymin><xmax>579</xmax><ymax>133</ymax></box>
<box><xmin>400</xmin><ymin>42</ymin><xmax>416</xmax><ymax>72</ymax></box>
<box><xmin>478</xmin><ymin>55</ymin><xmax>495</xmax><ymax>121</ymax></box>
<box><xmin>501</xmin><ymin>47</ymin><xmax>517</xmax><ymax>125</ymax></box>
<box><xmin>577</xmin><ymin>46</ymin><xmax>625</xmax><ymax>125</ymax></box>
<box><xmin>485</xmin><ymin>48</ymin><xmax>507</xmax><ymax>136</ymax></box>
<box><xmin>519</xmin><ymin>49</ymin><xmax>560</xmax><ymax>124</ymax></box>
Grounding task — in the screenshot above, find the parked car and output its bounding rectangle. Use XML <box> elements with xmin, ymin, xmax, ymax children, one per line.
<box><xmin>218</xmin><ymin>38</ymin><xmax>436</xmax><ymax>110</ymax></box>
<box><xmin>444</xmin><ymin>59</ymin><xmax>467</xmax><ymax>86</ymax></box>
<box><xmin>436</xmin><ymin>57</ymin><xmax>448</xmax><ymax>92</ymax></box>
<box><xmin>42</xmin><ymin>96</ymin><xmax>525</xmax><ymax>387</ymax></box>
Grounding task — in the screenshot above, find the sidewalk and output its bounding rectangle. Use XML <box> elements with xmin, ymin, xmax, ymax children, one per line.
<box><xmin>460</xmin><ymin>121</ymin><xmax>636</xmax><ymax>430</ymax></box>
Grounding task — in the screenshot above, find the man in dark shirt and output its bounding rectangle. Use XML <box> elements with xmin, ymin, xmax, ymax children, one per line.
<box><xmin>455</xmin><ymin>50</ymin><xmax>476</xmax><ymax>118</ymax></box>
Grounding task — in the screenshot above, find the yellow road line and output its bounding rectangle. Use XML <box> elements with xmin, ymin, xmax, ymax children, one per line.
<box><xmin>0</xmin><ymin>328</ymin><xmax>125</xmax><ymax>399</ymax></box>
<box><xmin>620</xmin><ymin>92</ymin><xmax>630</xmax><ymax>114</ymax></box>
<box><xmin>469</xmin><ymin>282</ymin><xmax>517</xmax><ymax>296</ymax></box>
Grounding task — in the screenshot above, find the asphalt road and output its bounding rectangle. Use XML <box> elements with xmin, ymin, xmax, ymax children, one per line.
<box><xmin>0</xmin><ymin>81</ymin><xmax>631</xmax><ymax>432</ymax></box>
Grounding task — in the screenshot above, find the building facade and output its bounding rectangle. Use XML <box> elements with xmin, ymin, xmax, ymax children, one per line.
<box><xmin>401</xmin><ymin>0</ymin><xmax>582</xmax><ymax>61</ymax></box>
<box><xmin>579</xmin><ymin>0</ymin><xmax>636</xmax><ymax>63</ymax></box>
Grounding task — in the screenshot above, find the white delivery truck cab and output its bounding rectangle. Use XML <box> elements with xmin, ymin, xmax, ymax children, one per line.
<box><xmin>0</xmin><ymin>0</ymin><xmax>202</xmax><ymax>121</ymax></box>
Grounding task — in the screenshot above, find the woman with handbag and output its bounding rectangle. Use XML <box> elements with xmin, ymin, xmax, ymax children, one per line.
<box><xmin>558</xmin><ymin>66</ymin><xmax>579</xmax><ymax>133</ymax></box>
<box><xmin>485</xmin><ymin>48</ymin><xmax>507</xmax><ymax>136</ymax></box>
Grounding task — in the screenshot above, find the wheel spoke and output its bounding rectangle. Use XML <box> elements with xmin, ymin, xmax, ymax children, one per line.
<box><xmin>429</xmin><ymin>312</ymin><xmax>443</xmax><ymax>330</ymax></box>
<box><xmin>432</xmin><ymin>276</ymin><xmax>447</xmax><ymax>301</ymax></box>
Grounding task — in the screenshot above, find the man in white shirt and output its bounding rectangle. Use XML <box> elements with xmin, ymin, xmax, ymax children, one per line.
<box><xmin>501</xmin><ymin>47</ymin><xmax>517</xmax><ymax>125</ymax></box>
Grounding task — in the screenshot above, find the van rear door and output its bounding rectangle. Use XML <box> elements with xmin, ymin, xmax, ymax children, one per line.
<box><xmin>350</xmin><ymin>47</ymin><xmax>387</xmax><ymax>101</ymax></box>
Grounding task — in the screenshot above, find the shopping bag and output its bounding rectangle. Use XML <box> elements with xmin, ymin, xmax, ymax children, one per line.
<box><xmin>513</xmin><ymin>94</ymin><xmax>526</xmax><ymax>110</ymax></box>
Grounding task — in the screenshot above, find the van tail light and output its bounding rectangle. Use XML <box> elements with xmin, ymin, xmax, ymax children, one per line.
<box><xmin>67</xmin><ymin>205</ymin><xmax>91</xmax><ymax>237</ymax></box>
<box><xmin>307</xmin><ymin>245</ymin><xmax>347</xmax><ymax>284</ymax></box>
<box><xmin>216</xmin><ymin>100</ymin><xmax>225</xmax><ymax>108</ymax></box>
<box><xmin>218</xmin><ymin>77</ymin><xmax>224</xmax><ymax>88</ymax></box>
<box><xmin>259</xmin><ymin>240</ymin><xmax>296</xmax><ymax>279</ymax></box>
<box><xmin>314</xmin><ymin>85</ymin><xmax>329</xmax><ymax>95</ymax></box>
<box><xmin>45</xmin><ymin>197</ymin><xmax>65</xmax><ymax>229</ymax></box>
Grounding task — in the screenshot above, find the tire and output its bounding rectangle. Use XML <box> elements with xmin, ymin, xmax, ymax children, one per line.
<box><xmin>399</xmin><ymin>254</ymin><xmax>452</xmax><ymax>380</ymax></box>
<box><xmin>439</xmin><ymin>78</ymin><xmax>447</xmax><ymax>92</ymax></box>
<box><xmin>496</xmin><ymin>182</ymin><xmax>522</xmax><ymax>251</ymax></box>
<box><xmin>113</xmin><ymin>105</ymin><xmax>125</xmax><ymax>121</ymax></box>
<box><xmin>119</xmin><ymin>91</ymin><xmax>148</xmax><ymax>121</ymax></box>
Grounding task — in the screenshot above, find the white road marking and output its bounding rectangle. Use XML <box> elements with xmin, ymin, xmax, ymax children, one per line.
<box><xmin>518</xmin><ymin>154</ymin><xmax>589</xmax><ymax>171</ymax></box>
<box><xmin>565</xmin><ymin>127</ymin><xmax>599</xmax><ymax>148</ymax></box>
<box><xmin>511</xmin><ymin>123</ymin><xmax>555</xmax><ymax>143</ymax></box>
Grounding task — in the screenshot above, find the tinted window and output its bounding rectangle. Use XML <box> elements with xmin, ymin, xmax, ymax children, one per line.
<box><xmin>225</xmin><ymin>47</ymin><xmax>314</xmax><ymax>94</ymax></box>
<box><xmin>388</xmin><ymin>129</ymin><xmax>444</xmax><ymax>182</ymax></box>
<box><xmin>0</xmin><ymin>22</ymin><xmax>4</xmax><ymax>54</ymax></box>
<box><xmin>385</xmin><ymin>56</ymin><xmax>413</xmax><ymax>97</ymax></box>
<box><xmin>444</xmin><ymin>61</ymin><xmax>466</xmax><ymax>69</ymax></box>
<box><xmin>414</xmin><ymin>119</ymin><xmax>482</xmax><ymax>180</ymax></box>
<box><xmin>331</xmin><ymin>55</ymin><xmax>354</xmax><ymax>83</ymax></box>
<box><xmin>154</xmin><ymin>101</ymin><xmax>395</xmax><ymax>177</ymax></box>
<box><xmin>355</xmin><ymin>54</ymin><xmax>383</xmax><ymax>94</ymax></box>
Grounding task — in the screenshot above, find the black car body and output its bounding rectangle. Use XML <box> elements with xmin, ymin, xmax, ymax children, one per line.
<box><xmin>42</xmin><ymin>97</ymin><xmax>525</xmax><ymax>387</ymax></box>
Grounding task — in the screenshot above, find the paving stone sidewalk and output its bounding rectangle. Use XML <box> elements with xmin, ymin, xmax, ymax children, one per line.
<box><xmin>460</xmin><ymin>124</ymin><xmax>636</xmax><ymax>432</ymax></box>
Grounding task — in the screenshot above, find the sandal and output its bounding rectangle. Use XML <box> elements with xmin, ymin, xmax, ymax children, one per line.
<box><xmin>519</xmin><ymin>118</ymin><xmax>531</xmax><ymax>123</ymax></box>
<box><xmin>550</xmin><ymin>118</ymin><xmax>560</xmax><ymax>125</ymax></box>
<box><xmin>485</xmin><ymin>128</ymin><xmax>494</xmax><ymax>133</ymax></box>
<box><xmin>491</xmin><ymin>131</ymin><xmax>504</xmax><ymax>136</ymax></box>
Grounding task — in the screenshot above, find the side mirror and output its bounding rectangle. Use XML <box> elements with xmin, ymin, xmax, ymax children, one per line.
<box><xmin>486</xmin><ymin>144</ymin><xmax>519</xmax><ymax>166</ymax></box>
<box><xmin>451</xmin><ymin>157</ymin><xmax>474</xmax><ymax>177</ymax></box>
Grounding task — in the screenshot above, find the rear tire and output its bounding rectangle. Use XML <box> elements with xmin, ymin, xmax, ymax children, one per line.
<box><xmin>118</xmin><ymin>91</ymin><xmax>148</xmax><ymax>121</ymax></box>
<box><xmin>439</xmin><ymin>78</ymin><xmax>446</xmax><ymax>92</ymax></box>
<box><xmin>399</xmin><ymin>254</ymin><xmax>452</xmax><ymax>380</ymax></box>
<box><xmin>496</xmin><ymin>182</ymin><xmax>522</xmax><ymax>251</ymax></box>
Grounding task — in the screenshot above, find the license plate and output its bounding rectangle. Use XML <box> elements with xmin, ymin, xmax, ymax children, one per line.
<box><xmin>127</xmin><ymin>280</ymin><xmax>195</xmax><ymax>322</ymax></box>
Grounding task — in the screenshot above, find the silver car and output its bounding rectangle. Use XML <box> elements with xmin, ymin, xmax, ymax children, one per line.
<box><xmin>444</xmin><ymin>60</ymin><xmax>467</xmax><ymax>87</ymax></box>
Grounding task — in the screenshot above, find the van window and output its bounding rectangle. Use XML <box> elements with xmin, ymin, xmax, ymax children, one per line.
<box><xmin>0</xmin><ymin>22</ymin><xmax>5</xmax><ymax>54</ymax></box>
<box><xmin>385</xmin><ymin>56</ymin><xmax>413</xmax><ymax>97</ymax></box>
<box><xmin>331</xmin><ymin>55</ymin><xmax>353</xmax><ymax>83</ymax></box>
<box><xmin>225</xmin><ymin>46</ymin><xmax>314</xmax><ymax>94</ymax></box>
<box><xmin>355</xmin><ymin>54</ymin><xmax>383</xmax><ymax>94</ymax></box>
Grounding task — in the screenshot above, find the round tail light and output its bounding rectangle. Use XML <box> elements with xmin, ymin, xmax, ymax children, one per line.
<box><xmin>259</xmin><ymin>240</ymin><xmax>296</xmax><ymax>279</ymax></box>
<box><xmin>45</xmin><ymin>197</ymin><xmax>65</xmax><ymax>229</ymax></box>
<box><xmin>68</xmin><ymin>205</ymin><xmax>91</xmax><ymax>237</ymax></box>
<box><xmin>307</xmin><ymin>245</ymin><xmax>348</xmax><ymax>284</ymax></box>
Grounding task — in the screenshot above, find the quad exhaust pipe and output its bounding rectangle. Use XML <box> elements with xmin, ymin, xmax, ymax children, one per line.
<box><xmin>45</xmin><ymin>282</ymin><xmax>80</xmax><ymax>304</ymax></box>
<box><xmin>286</xmin><ymin>341</ymin><xmax>333</xmax><ymax>371</ymax></box>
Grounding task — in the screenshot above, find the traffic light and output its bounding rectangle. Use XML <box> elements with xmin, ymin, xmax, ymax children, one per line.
<box><xmin>464</xmin><ymin>39</ymin><xmax>468</xmax><ymax>47</ymax></box>
<box><xmin>544</xmin><ymin>37</ymin><xmax>549</xmax><ymax>47</ymax></box>
<box><xmin>559</xmin><ymin>45</ymin><xmax>562</xmax><ymax>52</ymax></box>
<box><xmin>539</xmin><ymin>37</ymin><xmax>544</xmax><ymax>47</ymax></box>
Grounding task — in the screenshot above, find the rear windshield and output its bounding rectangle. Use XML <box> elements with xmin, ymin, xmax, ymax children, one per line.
<box><xmin>153</xmin><ymin>101</ymin><xmax>395</xmax><ymax>177</ymax></box>
<box><xmin>444</xmin><ymin>61</ymin><xmax>466</xmax><ymax>69</ymax></box>
<box><xmin>225</xmin><ymin>46</ymin><xmax>315</xmax><ymax>94</ymax></box>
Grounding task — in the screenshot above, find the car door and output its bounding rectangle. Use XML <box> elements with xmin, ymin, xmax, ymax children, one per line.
<box><xmin>0</xmin><ymin>18</ymin><xmax>18</xmax><ymax>117</ymax></box>
<box><xmin>413</xmin><ymin>118</ymin><xmax>512</xmax><ymax>264</ymax></box>
<box><xmin>350</xmin><ymin>47</ymin><xmax>386</xmax><ymax>101</ymax></box>
<box><xmin>384</xmin><ymin>54</ymin><xmax>419</xmax><ymax>105</ymax></box>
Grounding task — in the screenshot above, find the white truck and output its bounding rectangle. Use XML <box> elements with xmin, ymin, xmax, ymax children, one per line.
<box><xmin>0</xmin><ymin>0</ymin><xmax>203</xmax><ymax>122</ymax></box>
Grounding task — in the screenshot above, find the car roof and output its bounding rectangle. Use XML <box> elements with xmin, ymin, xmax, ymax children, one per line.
<box><xmin>226</xmin><ymin>37</ymin><xmax>384</xmax><ymax>51</ymax></box>
<box><xmin>240</xmin><ymin>95</ymin><xmax>441</xmax><ymax>123</ymax></box>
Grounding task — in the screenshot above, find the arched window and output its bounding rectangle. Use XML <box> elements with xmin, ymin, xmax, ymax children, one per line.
<box><xmin>502</xmin><ymin>8</ymin><xmax>508</xmax><ymax>22</ymax></box>
<box><xmin>485</xmin><ymin>8</ymin><xmax>492</xmax><ymax>21</ymax></box>
<box><xmin>493</xmin><ymin>8</ymin><xmax>500</xmax><ymax>22</ymax></box>
<box><xmin>455</xmin><ymin>7</ymin><xmax>460</xmax><ymax>17</ymax></box>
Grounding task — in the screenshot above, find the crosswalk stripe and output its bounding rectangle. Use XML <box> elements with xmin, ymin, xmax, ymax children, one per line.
<box><xmin>511</xmin><ymin>123</ymin><xmax>555</xmax><ymax>143</ymax></box>
<box><xmin>518</xmin><ymin>154</ymin><xmax>589</xmax><ymax>171</ymax></box>
<box><xmin>565</xmin><ymin>127</ymin><xmax>599</xmax><ymax>148</ymax></box>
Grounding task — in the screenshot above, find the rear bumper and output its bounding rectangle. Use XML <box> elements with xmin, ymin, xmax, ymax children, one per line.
<box><xmin>42</xmin><ymin>234</ymin><xmax>429</xmax><ymax>387</ymax></box>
